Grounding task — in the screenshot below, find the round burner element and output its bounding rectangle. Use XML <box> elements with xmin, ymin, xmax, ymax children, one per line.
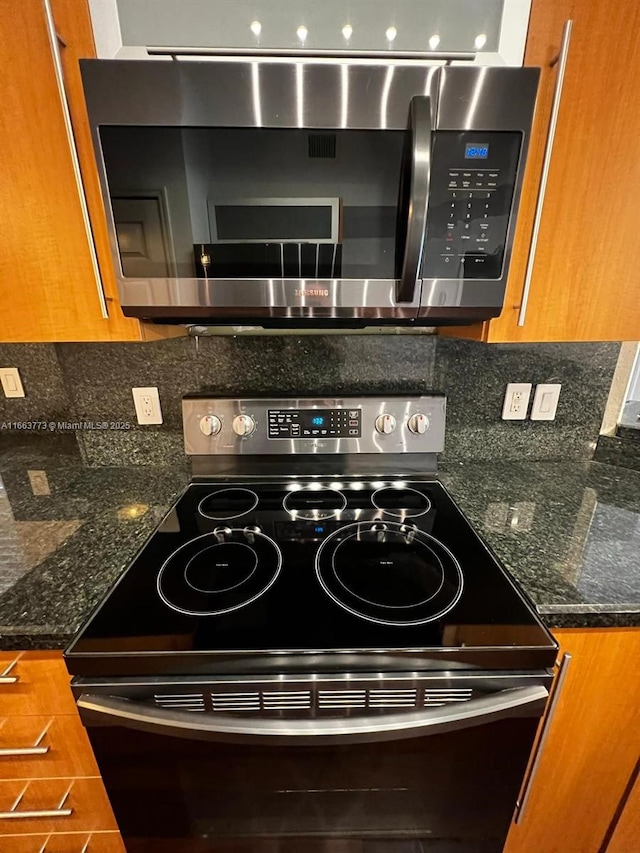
<box><xmin>185</xmin><ymin>542</ymin><xmax>258</xmax><ymax>593</ymax></box>
<box><xmin>158</xmin><ymin>529</ymin><xmax>281</xmax><ymax>616</ymax></box>
<box><xmin>333</xmin><ymin>534</ymin><xmax>445</xmax><ymax>608</ymax></box>
<box><xmin>371</xmin><ymin>487</ymin><xmax>431</xmax><ymax>519</ymax></box>
<box><xmin>283</xmin><ymin>487</ymin><xmax>347</xmax><ymax>520</ymax></box>
<box><xmin>316</xmin><ymin>521</ymin><xmax>463</xmax><ymax>626</ymax></box>
<box><xmin>198</xmin><ymin>488</ymin><xmax>259</xmax><ymax>521</ymax></box>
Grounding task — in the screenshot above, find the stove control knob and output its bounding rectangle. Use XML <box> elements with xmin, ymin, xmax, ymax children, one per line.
<box><xmin>199</xmin><ymin>414</ymin><xmax>222</xmax><ymax>436</ymax></box>
<box><xmin>232</xmin><ymin>414</ymin><xmax>256</xmax><ymax>437</ymax></box>
<box><xmin>375</xmin><ymin>413</ymin><xmax>397</xmax><ymax>435</ymax></box>
<box><xmin>408</xmin><ymin>413</ymin><xmax>430</xmax><ymax>435</ymax></box>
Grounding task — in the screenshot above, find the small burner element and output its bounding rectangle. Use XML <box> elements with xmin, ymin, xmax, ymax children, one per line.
<box><xmin>198</xmin><ymin>488</ymin><xmax>259</xmax><ymax>521</ymax></box>
<box><xmin>283</xmin><ymin>487</ymin><xmax>347</xmax><ymax>520</ymax></box>
<box><xmin>371</xmin><ymin>487</ymin><xmax>432</xmax><ymax>519</ymax></box>
<box><xmin>158</xmin><ymin>529</ymin><xmax>281</xmax><ymax>616</ymax></box>
<box><xmin>316</xmin><ymin>521</ymin><xmax>463</xmax><ymax>626</ymax></box>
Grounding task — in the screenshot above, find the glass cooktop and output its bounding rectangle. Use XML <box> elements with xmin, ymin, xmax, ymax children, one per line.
<box><xmin>66</xmin><ymin>479</ymin><xmax>557</xmax><ymax>676</ymax></box>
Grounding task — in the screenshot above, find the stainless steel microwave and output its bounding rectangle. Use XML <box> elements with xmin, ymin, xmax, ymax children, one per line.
<box><xmin>80</xmin><ymin>59</ymin><xmax>539</xmax><ymax>327</ymax></box>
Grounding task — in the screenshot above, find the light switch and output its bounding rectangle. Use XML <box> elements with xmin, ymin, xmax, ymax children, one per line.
<box><xmin>531</xmin><ymin>383</ymin><xmax>561</xmax><ymax>421</ymax></box>
<box><xmin>0</xmin><ymin>367</ymin><xmax>25</xmax><ymax>398</ymax></box>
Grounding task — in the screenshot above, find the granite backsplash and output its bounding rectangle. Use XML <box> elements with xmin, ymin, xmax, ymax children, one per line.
<box><xmin>0</xmin><ymin>336</ymin><xmax>619</xmax><ymax>466</ymax></box>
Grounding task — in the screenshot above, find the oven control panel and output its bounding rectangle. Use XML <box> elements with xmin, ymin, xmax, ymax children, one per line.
<box><xmin>268</xmin><ymin>408</ymin><xmax>362</xmax><ymax>440</ymax></box>
<box><xmin>183</xmin><ymin>395</ymin><xmax>445</xmax><ymax>455</ymax></box>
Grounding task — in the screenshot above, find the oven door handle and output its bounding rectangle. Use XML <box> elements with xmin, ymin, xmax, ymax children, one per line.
<box><xmin>396</xmin><ymin>95</ymin><xmax>432</xmax><ymax>304</ymax></box>
<box><xmin>77</xmin><ymin>686</ymin><xmax>548</xmax><ymax>746</ymax></box>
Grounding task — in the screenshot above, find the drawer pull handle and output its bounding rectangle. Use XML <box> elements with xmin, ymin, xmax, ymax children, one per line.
<box><xmin>0</xmin><ymin>658</ymin><xmax>20</xmax><ymax>685</ymax></box>
<box><xmin>0</xmin><ymin>782</ymin><xmax>73</xmax><ymax>820</ymax></box>
<box><xmin>0</xmin><ymin>720</ymin><xmax>52</xmax><ymax>757</ymax></box>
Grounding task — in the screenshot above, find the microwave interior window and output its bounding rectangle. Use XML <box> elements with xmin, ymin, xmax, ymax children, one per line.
<box><xmin>99</xmin><ymin>126</ymin><xmax>405</xmax><ymax>280</ymax></box>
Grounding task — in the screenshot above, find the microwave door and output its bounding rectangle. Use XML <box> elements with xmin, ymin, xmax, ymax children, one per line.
<box><xmin>396</xmin><ymin>96</ymin><xmax>433</xmax><ymax>305</ymax></box>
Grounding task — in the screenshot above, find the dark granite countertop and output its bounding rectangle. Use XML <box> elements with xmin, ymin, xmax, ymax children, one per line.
<box><xmin>440</xmin><ymin>460</ymin><xmax>640</xmax><ymax>629</ymax></box>
<box><xmin>1</xmin><ymin>446</ymin><xmax>638</xmax><ymax>650</ymax></box>
<box><xmin>0</xmin><ymin>446</ymin><xmax>189</xmax><ymax>649</ymax></box>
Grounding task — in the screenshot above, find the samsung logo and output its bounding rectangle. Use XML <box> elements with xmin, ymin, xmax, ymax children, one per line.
<box><xmin>294</xmin><ymin>288</ymin><xmax>329</xmax><ymax>297</ymax></box>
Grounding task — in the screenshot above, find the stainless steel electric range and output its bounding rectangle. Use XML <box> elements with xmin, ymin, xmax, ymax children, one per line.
<box><xmin>65</xmin><ymin>395</ymin><xmax>558</xmax><ymax>853</ymax></box>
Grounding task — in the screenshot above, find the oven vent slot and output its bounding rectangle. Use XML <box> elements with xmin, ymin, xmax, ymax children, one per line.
<box><xmin>154</xmin><ymin>693</ymin><xmax>206</xmax><ymax>712</ymax></box>
<box><xmin>262</xmin><ymin>691</ymin><xmax>312</xmax><ymax>710</ymax></box>
<box><xmin>369</xmin><ymin>689</ymin><xmax>418</xmax><ymax>708</ymax></box>
<box><xmin>308</xmin><ymin>133</ymin><xmax>337</xmax><ymax>158</ymax></box>
<box><xmin>423</xmin><ymin>689</ymin><xmax>474</xmax><ymax>707</ymax></box>
<box><xmin>211</xmin><ymin>692</ymin><xmax>261</xmax><ymax>712</ymax></box>
<box><xmin>152</xmin><ymin>686</ymin><xmax>477</xmax><ymax>716</ymax></box>
<box><xmin>318</xmin><ymin>690</ymin><xmax>367</xmax><ymax>709</ymax></box>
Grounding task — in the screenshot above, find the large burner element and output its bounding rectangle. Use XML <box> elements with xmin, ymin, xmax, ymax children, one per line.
<box><xmin>283</xmin><ymin>487</ymin><xmax>347</xmax><ymax>520</ymax></box>
<box><xmin>198</xmin><ymin>488</ymin><xmax>259</xmax><ymax>521</ymax></box>
<box><xmin>371</xmin><ymin>487</ymin><xmax>432</xmax><ymax>518</ymax></box>
<box><xmin>316</xmin><ymin>522</ymin><xmax>463</xmax><ymax>625</ymax></box>
<box><xmin>158</xmin><ymin>529</ymin><xmax>281</xmax><ymax>616</ymax></box>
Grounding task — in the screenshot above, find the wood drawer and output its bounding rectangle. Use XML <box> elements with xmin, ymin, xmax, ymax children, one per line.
<box><xmin>0</xmin><ymin>778</ymin><xmax>117</xmax><ymax>836</ymax></box>
<box><xmin>0</xmin><ymin>716</ymin><xmax>98</xmax><ymax>780</ymax></box>
<box><xmin>0</xmin><ymin>654</ymin><xmax>76</xmax><ymax>717</ymax></box>
<box><xmin>0</xmin><ymin>832</ymin><xmax>125</xmax><ymax>852</ymax></box>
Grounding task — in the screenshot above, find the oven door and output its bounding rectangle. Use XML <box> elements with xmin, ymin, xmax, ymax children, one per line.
<box><xmin>76</xmin><ymin>675</ymin><xmax>549</xmax><ymax>852</ymax></box>
<box><xmin>82</xmin><ymin>59</ymin><xmax>438</xmax><ymax>325</ymax></box>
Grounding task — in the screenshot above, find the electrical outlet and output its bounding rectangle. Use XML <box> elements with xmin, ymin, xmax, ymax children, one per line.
<box><xmin>531</xmin><ymin>383</ymin><xmax>561</xmax><ymax>421</ymax></box>
<box><xmin>132</xmin><ymin>387</ymin><xmax>163</xmax><ymax>425</ymax></box>
<box><xmin>0</xmin><ymin>367</ymin><xmax>25</xmax><ymax>398</ymax></box>
<box><xmin>502</xmin><ymin>383</ymin><xmax>532</xmax><ymax>421</ymax></box>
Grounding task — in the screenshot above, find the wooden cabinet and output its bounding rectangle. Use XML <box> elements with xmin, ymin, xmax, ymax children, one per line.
<box><xmin>0</xmin><ymin>833</ymin><xmax>125</xmax><ymax>852</ymax></box>
<box><xmin>0</xmin><ymin>715</ymin><xmax>99</xmax><ymax>780</ymax></box>
<box><xmin>0</xmin><ymin>651</ymin><xmax>124</xmax><ymax>852</ymax></box>
<box><xmin>0</xmin><ymin>0</ymin><xmax>178</xmax><ymax>343</ymax></box>
<box><xmin>606</xmin><ymin>763</ymin><xmax>640</xmax><ymax>853</ymax></box>
<box><xmin>504</xmin><ymin>628</ymin><xmax>640</xmax><ymax>853</ymax></box>
<box><xmin>442</xmin><ymin>0</ymin><xmax>640</xmax><ymax>343</ymax></box>
<box><xmin>0</xmin><ymin>653</ymin><xmax>76</xmax><ymax>716</ymax></box>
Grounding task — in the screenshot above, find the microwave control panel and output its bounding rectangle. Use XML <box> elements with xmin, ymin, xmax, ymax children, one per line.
<box><xmin>422</xmin><ymin>131</ymin><xmax>522</xmax><ymax>280</ymax></box>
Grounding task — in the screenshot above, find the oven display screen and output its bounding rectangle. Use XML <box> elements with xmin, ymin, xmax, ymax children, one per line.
<box><xmin>465</xmin><ymin>143</ymin><xmax>489</xmax><ymax>159</ymax></box>
<box><xmin>268</xmin><ymin>408</ymin><xmax>361</xmax><ymax>439</ymax></box>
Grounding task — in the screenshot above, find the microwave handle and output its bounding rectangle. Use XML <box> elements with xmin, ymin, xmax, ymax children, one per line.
<box><xmin>397</xmin><ymin>96</ymin><xmax>432</xmax><ymax>303</ymax></box>
<box><xmin>77</xmin><ymin>685</ymin><xmax>547</xmax><ymax>747</ymax></box>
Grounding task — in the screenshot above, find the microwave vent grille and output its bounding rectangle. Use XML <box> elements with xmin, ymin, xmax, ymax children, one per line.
<box><xmin>308</xmin><ymin>133</ymin><xmax>337</xmax><ymax>158</ymax></box>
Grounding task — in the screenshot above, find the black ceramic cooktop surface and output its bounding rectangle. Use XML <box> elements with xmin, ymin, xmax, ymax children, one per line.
<box><xmin>66</xmin><ymin>480</ymin><xmax>557</xmax><ymax>676</ymax></box>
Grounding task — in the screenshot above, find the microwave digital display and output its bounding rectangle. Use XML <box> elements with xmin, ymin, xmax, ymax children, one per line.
<box><xmin>465</xmin><ymin>143</ymin><xmax>490</xmax><ymax>159</ymax></box>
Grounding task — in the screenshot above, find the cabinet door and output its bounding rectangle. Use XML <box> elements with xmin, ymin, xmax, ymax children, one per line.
<box><xmin>0</xmin><ymin>653</ymin><xmax>76</xmax><ymax>717</ymax></box>
<box><xmin>504</xmin><ymin>629</ymin><xmax>640</xmax><ymax>853</ymax></box>
<box><xmin>0</xmin><ymin>715</ymin><xmax>99</xmax><ymax>780</ymax></box>
<box><xmin>0</xmin><ymin>0</ymin><xmax>140</xmax><ymax>342</ymax></box>
<box><xmin>605</xmin><ymin>762</ymin><xmax>640</xmax><ymax>853</ymax></box>
<box><xmin>0</xmin><ymin>832</ymin><xmax>125</xmax><ymax>852</ymax></box>
<box><xmin>445</xmin><ymin>0</ymin><xmax>640</xmax><ymax>343</ymax></box>
<box><xmin>0</xmin><ymin>778</ymin><xmax>118</xmax><ymax>835</ymax></box>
